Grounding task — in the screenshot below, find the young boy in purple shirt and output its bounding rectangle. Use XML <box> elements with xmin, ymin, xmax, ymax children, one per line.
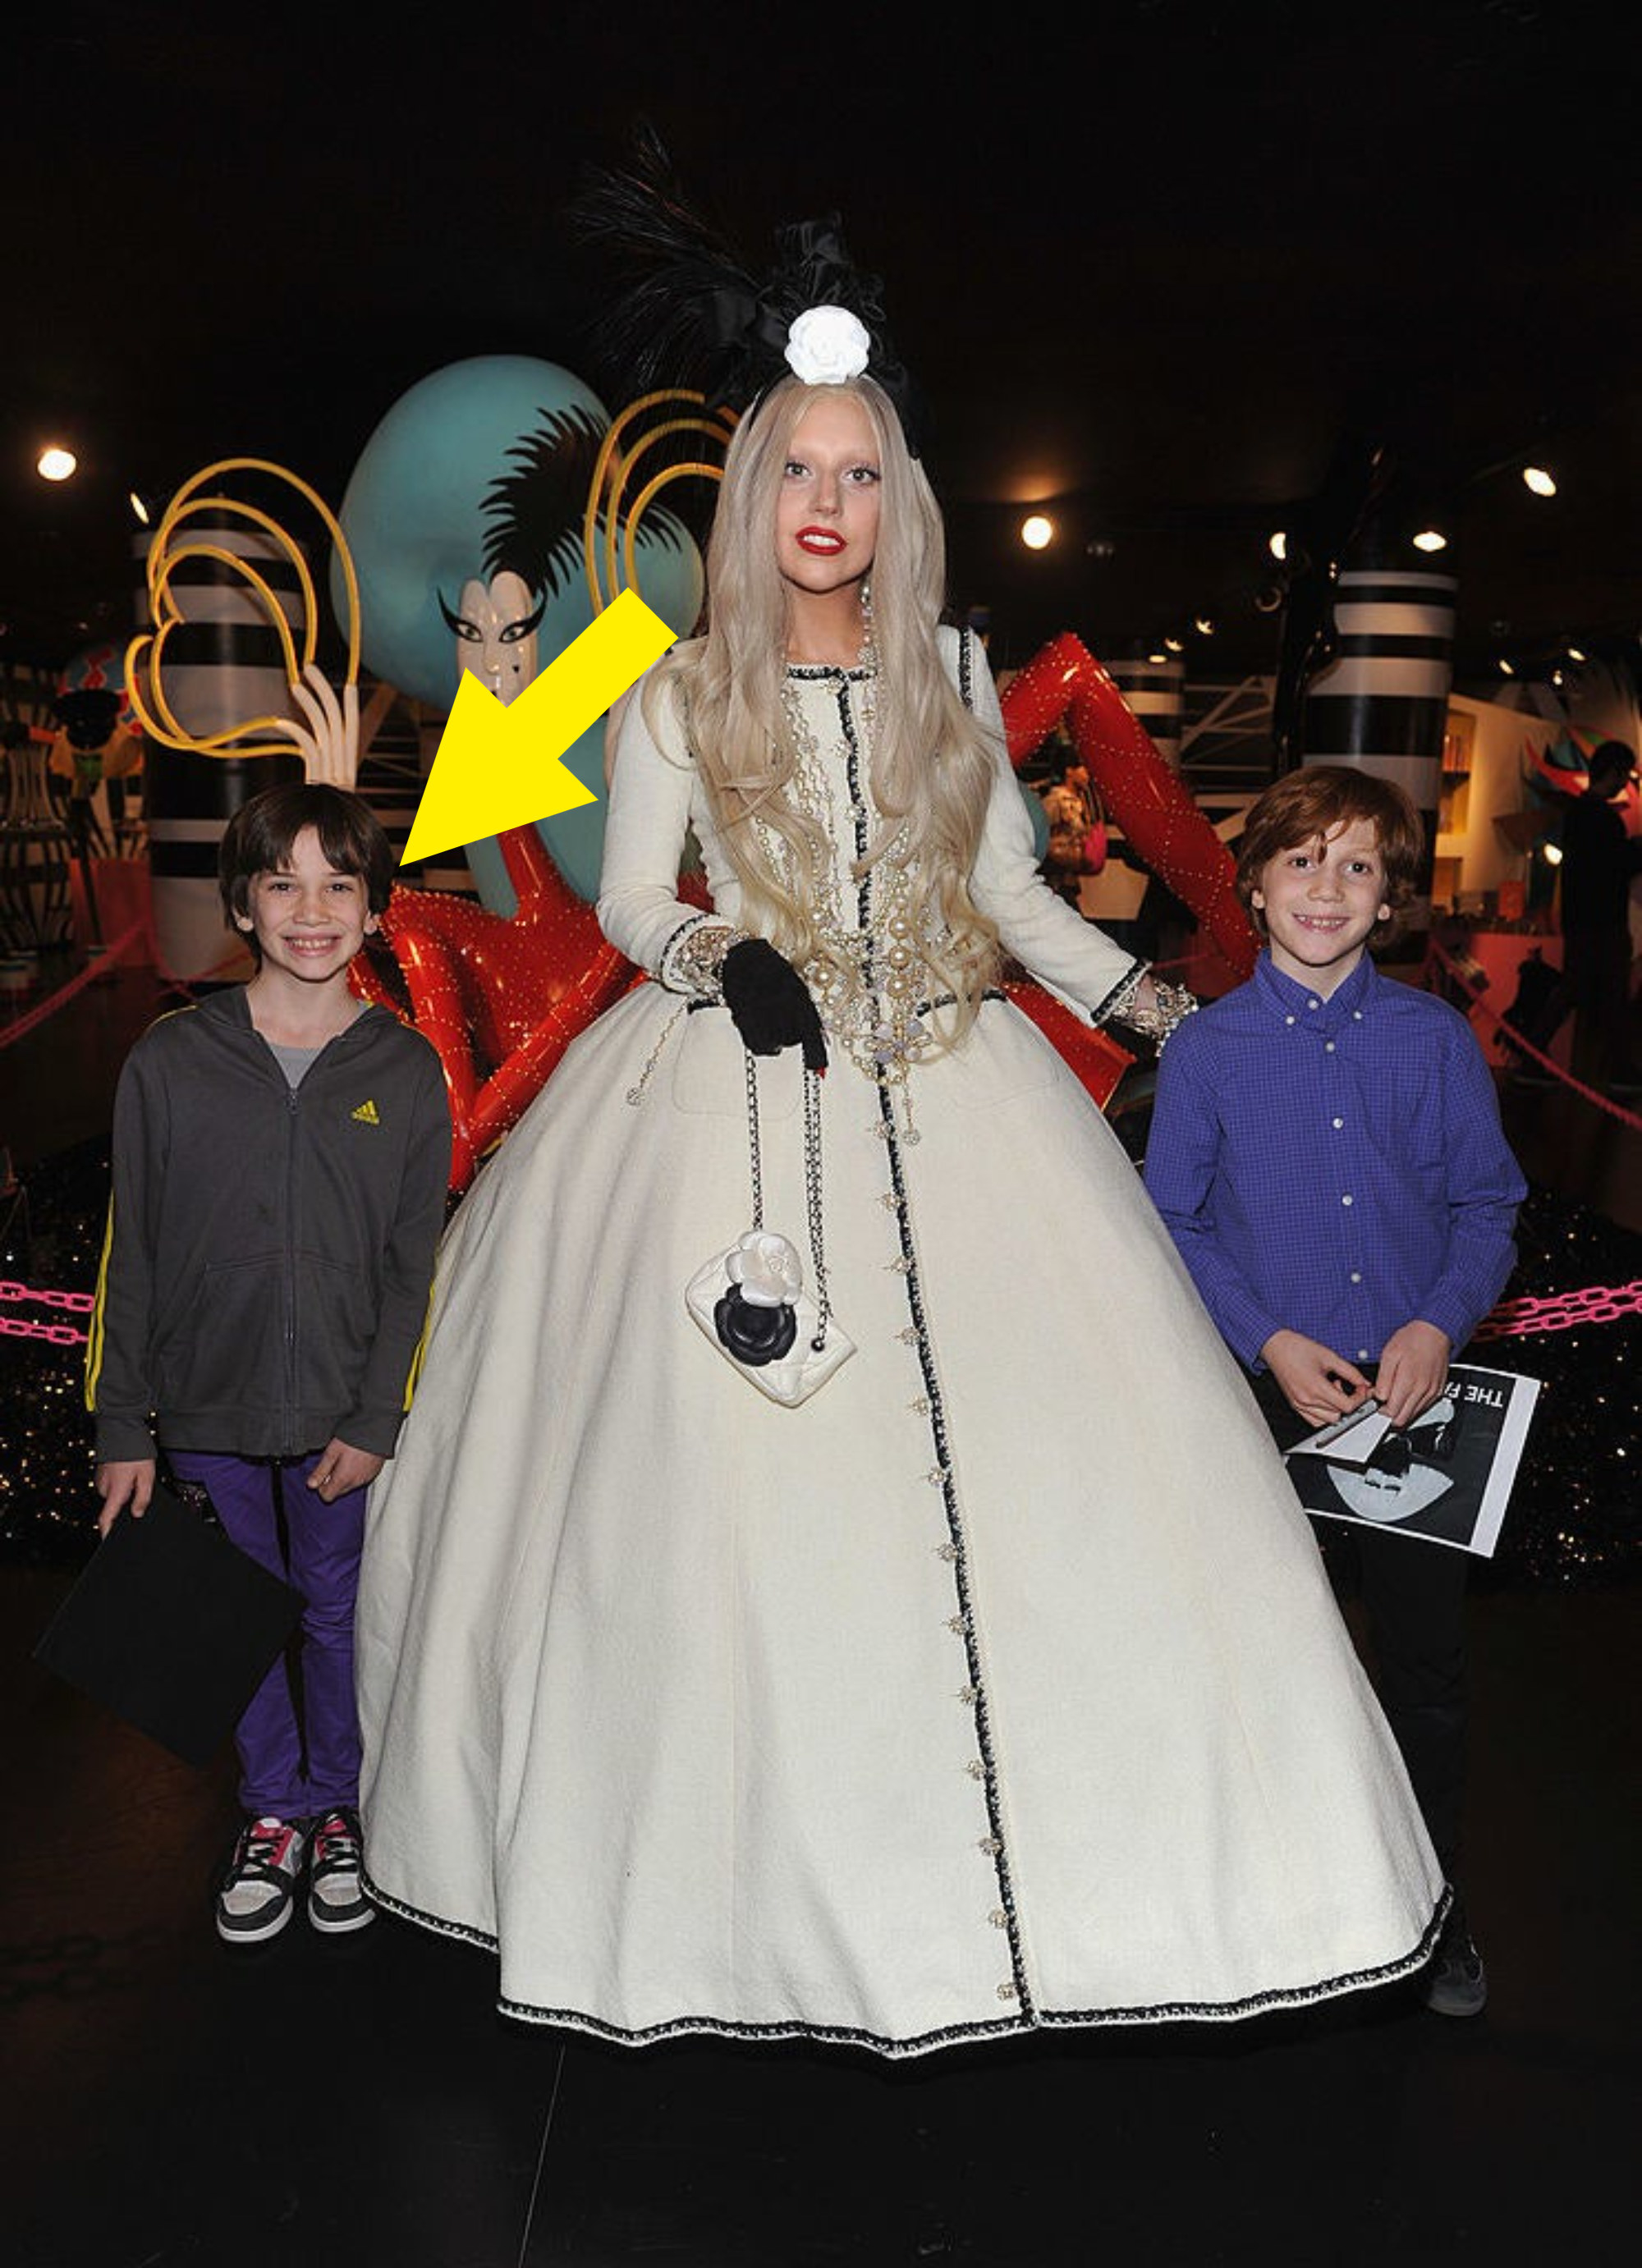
<box><xmin>1144</xmin><ymin>766</ymin><xmax>1525</xmax><ymax>2017</ymax></box>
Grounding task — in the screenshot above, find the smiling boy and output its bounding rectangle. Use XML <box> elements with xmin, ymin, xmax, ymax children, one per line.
<box><xmin>1144</xmin><ymin>766</ymin><xmax>1525</xmax><ymax>2016</ymax></box>
<box><xmin>88</xmin><ymin>784</ymin><xmax>450</xmax><ymax>1947</ymax></box>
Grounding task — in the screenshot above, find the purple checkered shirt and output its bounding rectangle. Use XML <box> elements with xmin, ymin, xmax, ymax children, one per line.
<box><xmin>1144</xmin><ymin>952</ymin><xmax>1525</xmax><ymax>1370</ymax></box>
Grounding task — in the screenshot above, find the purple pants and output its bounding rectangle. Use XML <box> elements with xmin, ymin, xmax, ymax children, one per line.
<box><xmin>167</xmin><ymin>1449</ymin><xmax>366</xmax><ymax>1820</ymax></box>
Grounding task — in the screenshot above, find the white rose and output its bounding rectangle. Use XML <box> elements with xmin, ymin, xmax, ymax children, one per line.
<box><xmin>784</xmin><ymin>306</ymin><xmax>871</xmax><ymax>386</ymax></box>
<box><xmin>727</xmin><ymin>1230</ymin><xmax>804</xmax><ymax>1308</ymax></box>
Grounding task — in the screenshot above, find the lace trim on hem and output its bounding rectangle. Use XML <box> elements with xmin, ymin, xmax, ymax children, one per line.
<box><xmin>364</xmin><ymin>1872</ymin><xmax>498</xmax><ymax>1951</ymax></box>
<box><xmin>1039</xmin><ymin>1887</ymin><xmax>1452</xmax><ymax>2029</ymax></box>
<box><xmin>367</xmin><ymin>1876</ymin><xmax>1448</xmax><ymax>2057</ymax></box>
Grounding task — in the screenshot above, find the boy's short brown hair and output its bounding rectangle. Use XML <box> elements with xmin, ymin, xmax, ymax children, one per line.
<box><xmin>218</xmin><ymin>782</ymin><xmax>395</xmax><ymax>948</ymax></box>
<box><xmin>1236</xmin><ymin>766</ymin><xmax>1425</xmax><ymax>934</ymax></box>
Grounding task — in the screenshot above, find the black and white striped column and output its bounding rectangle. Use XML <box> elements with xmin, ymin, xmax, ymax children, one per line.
<box><xmin>1107</xmin><ymin>652</ymin><xmax>1186</xmax><ymax>767</ymax></box>
<box><xmin>135</xmin><ymin>523</ymin><xmax>304</xmax><ymax>978</ymax></box>
<box><xmin>1300</xmin><ymin>566</ymin><xmax>1457</xmax><ymax>824</ymax></box>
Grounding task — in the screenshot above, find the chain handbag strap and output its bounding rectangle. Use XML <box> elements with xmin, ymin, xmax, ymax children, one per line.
<box><xmin>742</xmin><ymin>1048</ymin><xmax>832</xmax><ymax>1350</ymax></box>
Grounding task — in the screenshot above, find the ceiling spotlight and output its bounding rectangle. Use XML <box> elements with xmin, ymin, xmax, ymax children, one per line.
<box><xmin>1193</xmin><ymin>616</ymin><xmax>1215</xmax><ymax>637</ymax></box>
<box><xmin>1085</xmin><ymin>536</ymin><xmax>1115</xmax><ymax>561</ymax></box>
<box><xmin>1412</xmin><ymin>529</ymin><xmax>1448</xmax><ymax>553</ymax></box>
<box><xmin>1021</xmin><ymin>514</ymin><xmax>1054</xmax><ymax>551</ymax></box>
<box><xmin>1268</xmin><ymin>530</ymin><xmax>1287</xmax><ymax>561</ymax></box>
<box><xmin>1552</xmin><ymin>668</ymin><xmax>1565</xmax><ymax>688</ymax></box>
<box><xmin>1498</xmin><ymin>657</ymin><xmax>1516</xmax><ymax>676</ymax></box>
<box><xmin>129</xmin><ymin>490</ymin><xmax>152</xmax><ymax>526</ymax></box>
<box><xmin>1566</xmin><ymin>644</ymin><xmax>1586</xmax><ymax>662</ymax></box>
<box><xmin>1163</xmin><ymin>635</ymin><xmax>1185</xmax><ymax>654</ymax></box>
<box><xmin>1522</xmin><ymin>465</ymin><xmax>1557</xmax><ymax>497</ymax></box>
<box><xmin>1147</xmin><ymin>650</ymin><xmax>1168</xmax><ymax>666</ymax></box>
<box><xmin>37</xmin><ymin>445</ymin><xmax>78</xmax><ymax>483</ymax></box>
<box><xmin>1542</xmin><ymin>841</ymin><xmax>1563</xmax><ymax>866</ymax></box>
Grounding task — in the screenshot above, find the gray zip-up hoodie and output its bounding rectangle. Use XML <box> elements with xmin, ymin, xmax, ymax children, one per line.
<box><xmin>87</xmin><ymin>987</ymin><xmax>451</xmax><ymax>1464</ymax></box>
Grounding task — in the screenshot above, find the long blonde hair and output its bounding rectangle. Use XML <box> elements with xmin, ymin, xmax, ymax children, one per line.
<box><xmin>646</xmin><ymin>375</ymin><xmax>1002</xmax><ymax>1039</ymax></box>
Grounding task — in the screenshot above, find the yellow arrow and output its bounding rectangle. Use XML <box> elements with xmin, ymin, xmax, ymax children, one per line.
<box><xmin>401</xmin><ymin>587</ymin><xmax>676</xmax><ymax>864</ymax></box>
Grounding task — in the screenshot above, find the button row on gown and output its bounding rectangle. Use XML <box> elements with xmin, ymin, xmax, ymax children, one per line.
<box><xmin>899</xmin><ymin>1296</ymin><xmax>1013</xmax><ymax>2000</ymax></box>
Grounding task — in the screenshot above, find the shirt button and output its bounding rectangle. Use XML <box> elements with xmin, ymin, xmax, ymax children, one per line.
<box><xmin>1351</xmin><ymin>1271</ymin><xmax>1363</xmax><ymax>1284</ymax></box>
<box><xmin>1332</xmin><ymin>1116</ymin><xmax>1344</xmax><ymax>1129</ymax></box>
<box><xmin>1324</xmin><ymin>1041</ymin><xmax>1337</xmax><ymax>1053</ymax></box>
<box><xmin>1353</xmin><ymin>1010</ymin><xmax>1364</xmax><ymax>1020</ymax></box>
<box><xmin>1285</xmin><ymin>1015</ymin><xmax>1296</xmax><ymax>1027</ymax></box>
<box><xmin>1308</xmin><ymin>997</ymin><xmax>1320</xmax><ymax>1010</ymax></box>
<box><xmin>1358</xmin><ymin>1349</ymin><xmax>1371</xmax><ymax>1361</ymax></box>
<box><xmin>1342</xmin><ymin>1194</ymin><xmax>1354</xmax><ymax>1207</ymax></box>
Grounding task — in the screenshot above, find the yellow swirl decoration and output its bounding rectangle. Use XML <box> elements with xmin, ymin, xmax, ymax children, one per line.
<box><xmin>582</xmin><ymin>391</ymin><xmax>736</xmax><ymax>614</ymax></box>
<box><xmin>124</xmin><ymin>458</ymin><xmax>362</xmax><ymax>758</ymax></box>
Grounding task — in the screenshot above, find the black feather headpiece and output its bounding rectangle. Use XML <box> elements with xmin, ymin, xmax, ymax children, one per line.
<box><xmin>479</xmin><ymin>402</ymin><xmax>609</xmax><ymax>602</ymax></box>
<box><xmin>572</xmin><ymin>127</ymin><xmax>921</xmax><ymax>452</ymax></box>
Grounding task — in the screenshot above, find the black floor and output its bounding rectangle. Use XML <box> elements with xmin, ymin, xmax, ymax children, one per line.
<box><xmin>7</xmin><ymin>1574</ymin><xmax>1638</xmax><ymax>2266</ymax></box>
<box><xmin>5</xmin><ymin>964</ymin><xmax>1640</xmax><ymax>2266</ymax></box>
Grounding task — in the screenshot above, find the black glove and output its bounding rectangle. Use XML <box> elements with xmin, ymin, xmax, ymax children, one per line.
<box><xmin>721</xmin><ymin>939</ymin><xmax>828</xmax><ymax>1073</ymax></box>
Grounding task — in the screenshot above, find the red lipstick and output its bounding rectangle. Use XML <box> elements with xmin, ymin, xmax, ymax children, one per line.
<box><xmin>796</xmin><ymin>526</ymin><xmax>845</xmax><ymax>555</ymax></box>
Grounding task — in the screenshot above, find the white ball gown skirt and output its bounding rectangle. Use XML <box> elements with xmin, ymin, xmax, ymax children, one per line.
<box><xmin>357</xmin><ymin>984</ymin><xmax>1444</xmax><ymax>2058</ymax></box>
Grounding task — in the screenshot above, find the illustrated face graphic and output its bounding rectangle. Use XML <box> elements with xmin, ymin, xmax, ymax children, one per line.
<box><xmin>1329</xmin><ymin>1457</ymin><xmax>1454</xmax><ymax>1524</ymax></box>
<box><xmin>442</xmin><ymin>570</ymin><xmax>546</xmax><ymax>703</ymax></box>
<box><xmin>774</xmin><ymin>392</ymin><xmax>883</xmax><ymax>604</ymax></box>
<box><xmin>1251</xmin><ymin>817</ymin><xmax>1391</xmax><ymax>996</ymax></box>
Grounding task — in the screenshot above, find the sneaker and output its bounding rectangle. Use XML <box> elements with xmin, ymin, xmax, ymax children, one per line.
<box><xmin>307</xmin><ymin>1807</ymin><xmax>374</xmax><ymax>1935</ymax></box>
<box><xmin>1424</xmin><ymin>1911</ymin><xmax>1488</xmax><ymax>2017</ymax></box>
<box><xmin>216</xmin><ymin>1816</ymin><xmax>306</xmax><ymax>1945</ymax></box>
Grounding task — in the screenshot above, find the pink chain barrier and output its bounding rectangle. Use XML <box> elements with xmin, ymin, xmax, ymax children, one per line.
<box><xmin>1472</xmin><ymin>1281</ymin><xmax>1642</xmax><ymax>1340</ymax></box>
<box><xmin>0</xmin><ymin>1280</ymin><xmax>95</xmax><ymax>1346</ymax></box>
<box><xmin>0</xmin><ymin>921</ymin><xmax>148</xmax><ymax>1049</ymax></box>
<box><xmin>1</xmin><ymin>1317</ymin><xmax>88</xmax><ymax>1345</ymax></box>
<box><xmin>0</xmin><ymin>1281</ymin><xmax>94</xmax><ymax>1312</ymax></box>
<box><xmin>5</xmin><ymin>943</ymin><xmax>1635</xmax><ymax>1349</ymax></box>
<box><xmin>1424</xmin><ymin>936</ymin><xmax>1642</xmax><ymax>1135</ymax></box>
<box><xmin>0</xmin><ymin>1279</ymin><xmax>94</xmax><ymax>1342</ymax></box>
<box><xmin>0</xmin><ymin>918</ymin><xmax>248</xmax><ymax>1052</ymax></box>
<box><xmin>5</xmin><ymin>1257</ymin><xmax>1635</xmax><ymax>1349</ymax></box>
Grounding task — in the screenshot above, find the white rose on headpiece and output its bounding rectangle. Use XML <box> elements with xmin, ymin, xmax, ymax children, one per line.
<box><xmin>784</xmin><ymin>306</ymin><xmax>872</xmax><ymax>386</ymax></box>
<box><xmin>727</xmin><ymin>1230</ymin><xmax>804</xmax><ymax>1308</ymax></box>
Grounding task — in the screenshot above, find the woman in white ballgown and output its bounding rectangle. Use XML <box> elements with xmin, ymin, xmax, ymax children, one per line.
<box><xmin>357</xmin><ymin>355</ymin><xmax>1444</xmax><ymax>2059</ymax></box>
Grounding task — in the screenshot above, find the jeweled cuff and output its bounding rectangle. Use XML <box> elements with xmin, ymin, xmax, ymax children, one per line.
<box><xmin>659</xmin><ymin>914</ymin><xmax>747</xmax><ymax>999</ymax></box>
<box><xmin>1112</xmin><ymin>973</ymin><xmax>1199</xmax><ymax>1049</ymax></box>
<box><xmin>1087</xmin><ymin>960</ymin><xmax>1150</xmax><ymax>1029</ymax></box>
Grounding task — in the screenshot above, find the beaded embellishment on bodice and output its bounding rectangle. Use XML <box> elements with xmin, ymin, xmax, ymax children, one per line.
<box><xmin>763</xmin><ymin>665</ymin><xmax>948</xmax><ymax>1108</ymax></box>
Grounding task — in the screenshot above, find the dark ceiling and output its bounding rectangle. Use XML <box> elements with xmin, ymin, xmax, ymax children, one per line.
<box><xmin>11</xmin><ymin>0</ymin><xmax>1642</xmax><ymax>694</ymax></box>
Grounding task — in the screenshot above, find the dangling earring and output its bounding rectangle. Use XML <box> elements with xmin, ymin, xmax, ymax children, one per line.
<box><xmin>858</xmin><ymin>577</ymin><xmax>876</xmax><ymax>667</ymax></box>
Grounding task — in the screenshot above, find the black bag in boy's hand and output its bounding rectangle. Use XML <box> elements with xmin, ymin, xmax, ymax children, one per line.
<box><xmin>33</xmin><ymin>1479</ymin><xmax>303</xmax><ymax>1766</ymax></box>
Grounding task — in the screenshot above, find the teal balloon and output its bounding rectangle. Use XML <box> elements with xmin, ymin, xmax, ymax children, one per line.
<box><xmin>335</xmin><ymin>355</ymin><xmax>705</xmax><ymax>904</ymax></box>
